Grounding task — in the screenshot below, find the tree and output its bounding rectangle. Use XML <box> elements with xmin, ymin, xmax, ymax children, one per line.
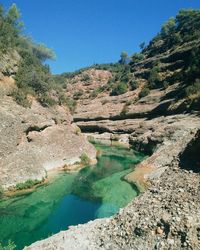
<box><xmin>131</xmin><ymin>53</ymin><xmax>144</xmax><ymax>64</ymax></box>
<box><xmin>0</xmin><ymin>4</ymin><xmax>23</xmax><ymax>50</ymax></box>
<box><xmin>32</xmin><ymin>43</ymin><xmax>55</xmax><ymax>61</ymax></box>
<box><xmin>161</xmin><ymin>17</ymin><xmax>176</xmax><ymax>37</ymax></box>
<box><xmin>119</xmin><ymin>51</ymin><xmax>129</xmax><ymax>64</ymax></box>
<box><xmin>139</xmin><ymin>42</ymin><xmax>145</xmax><ymax>50</ymax></box>
<box><xmin>0</xmin><ymin>4</ymin><xmax>4</xmax><ymax>18</ymax></box>
<box><xmin>6</xmin><ymin>4</ymin><xmax>20</xmax><ymax>25</ymax></box>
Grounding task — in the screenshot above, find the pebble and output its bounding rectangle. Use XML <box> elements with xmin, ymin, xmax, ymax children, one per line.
<box><xmin>156</xmin><ymin>227</ymin><xmax>163</xmax><ymax>235</ymax></box>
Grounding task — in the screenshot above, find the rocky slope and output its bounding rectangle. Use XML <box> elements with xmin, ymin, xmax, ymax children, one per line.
<box><xmin>0</xmin><ymin>55</ymin><xmax>96</xmax><ymax>189</ymax></box>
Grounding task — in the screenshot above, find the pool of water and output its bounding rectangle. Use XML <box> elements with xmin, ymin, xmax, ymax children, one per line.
<box><xmin>0</xmin><ymin>144</ymin><xmax>145</xmax><ymax>249</ymax></box>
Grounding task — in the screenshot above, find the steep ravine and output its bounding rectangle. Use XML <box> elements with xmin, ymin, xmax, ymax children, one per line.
<box><xmin>26</xmin><ymin>86</ymin><xmax>200</xmax><ymax>249</ymax></box>
<box><xmin>25</xmin><ymin>36</ymin><xmax>200</xmax><ymax>248</ymax></box>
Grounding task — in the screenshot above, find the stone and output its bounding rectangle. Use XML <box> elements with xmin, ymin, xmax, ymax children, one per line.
<box><xmin>156</xmin><ymin>227</ymin><xmax>164</xmax><ymax>235</ymax></box>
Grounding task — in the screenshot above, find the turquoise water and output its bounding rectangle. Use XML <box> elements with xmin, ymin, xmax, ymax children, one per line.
<box><xmin>0</xmin><ymin>144</ymin><xmax>144</xmax><ymax>249</ymax></box>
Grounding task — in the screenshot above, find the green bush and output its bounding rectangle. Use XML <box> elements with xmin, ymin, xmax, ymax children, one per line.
<box><xmin>139</xmin><ymin>87</ymin><xmax>150</xmax><ymax>98</ymax></box>
<box><xmin>129</xmin><ymin>80</ymin><xmax>139</xmax><ymax>90</ymax></box>
<box><xmin>163</xmin><ymin>81</ymin><xmax>169</xmax><ymax>89</ymax></box>
<box><xmin>89</xmin><ymin>86</ymin><xmax>105</xmax><ymax>99</ymax></box>
<box><xmin>11</xmin><ymin>89</ymin><xmax>31</xmax><ymax>107</ymax></box>
<box><xmin>131</xmin><ymin>53</ymin><xmax>144</xmax><ymax>64</ymax></box>
<box><xmin>110</xmin><ymin>82</ymin><xmax>128</xmax><ymax>96</ymax></box>
<box><xmin>81</xmin><ymin>74</ymin><xmax>90</xmax><ymax>82</ymax></box>
<box><xmin>65</xmin><ymin>98</ymin><xmax>77</xmax><ymax>113</ymax></box>
<box><xmin>0</xmin><ymin>3</ymin><xmax>58</xmax><ymax>108</ymax></box>
<box><xmin>148</xmin><ymin>66</ymin><xmax>161</xmax><ymax>89</ymax></box>
<box><xmin>0</xmin><ymin>186</ymin><xmax>4</xmax><ymax>198</ymax></box>
<box><xmin>39</xmin><ymin>94</ymin><xmax>56</xmax><ymax>107</ymax></box>
<box><xmin>15</xmin><ymin>179</ymin><xmax>41</xmax><ymax>190</ymax></box>
<box><xmin>90</xmin><ymin>90</ymin><xmax>98</xmax><ymax>98</ymax></box>
<box><xmin>73</xmin><ymin>90</ymin><xmax>84</xmax><ymax>99</ymax></box>
<box><xmin>185</xmin><ymin>79</ymin><xmax>200</xmax><ymax>100</ymax></box>
<box><xmin>80</xmin><ymin>153</ymin><xmax>91</xmax><ymax>165</ymax></box>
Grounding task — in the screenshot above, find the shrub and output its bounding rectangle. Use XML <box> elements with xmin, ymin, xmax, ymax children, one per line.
<box><xmin>81</xmin><ymin>74</ymin><xmax>90</xmax><ymax>82</ymax></box>
<box><xmin>65</xmin><ymin>98</ymin><xmax>77</xmax><ymax>113</ymax></box>
<box><xmin>120</xmin><ymin>73</ymin><xmax>131</xmax><ymax>83</ymax></box>
<box><xmin>39</xmin><ymin>93</ymin><xmax>56</xmax><ymax>107</ymax></box>
<box><xmin>11</xmin><ymin>89</ymin><xmax>31</xmax><ymax>108</ymax></box>
<box><xmin>148</xmin><ymin>66</ymin><xmax>161</xmax><ymax>89</ymax></box>
<box><xmin>89</xmin><ymin>86</ymin><xmax>105</xmax><ymax>98</ymax></box>
<box><xmin>80</xmin><ymin>153</ymin><xmax>90</xmax><ymax>165</ymax></box>
<box><xmin>0</xmin><ymin>186</ymin><xmax>4</xmax><ymax>198</ymax></box>
<box><xmin>110</xmin><ymin>82</ymin><xmax>128</xmax><ymax>96</ymax></box>
<box><xmin>90</xmin><ymin>90</ymin><xmax>98</xmax><ymax>98</ymax></box>
<box><xmin>15</xmin><ymin>179</ymin><xmax>41</xmax><ymax>190</ymax></box>
<box><xmin>139</xmin><ymin>87</ymin><xmax>150</xmax><ymax>98</ymax></box>
<box><xmin>129</xmin><ymin>80</ymin><xmax>139</xmax><ymax>90</ymax></box>
<box><xmin>73</xmin><ymin>90</ymin><xmax>84</xmax><ymax>99</ymax></box>
<box><xmin>58</xmin><ymin>93</ymin><xmax>67</xmax><ymax>105</ymax></box>
<box><xmin>185</xmin><ymin>79</ymin><xmax>200</xmax><ymax>100</ymax></box>
<box><xmin>131</xmin><ymin>53</ymin><xmax>144</xmax><ymax>64</ymax></box>
<box><xmin>163</xmin><ymin>81</ymin><xmax>169</xmax><ymax>89</ymax></box>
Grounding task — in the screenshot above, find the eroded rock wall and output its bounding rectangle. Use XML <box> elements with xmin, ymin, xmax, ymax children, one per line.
<box><xmin>0</xmin><ymin>96</ymin><xmax>96</xmax><ymax>189</ymax></box>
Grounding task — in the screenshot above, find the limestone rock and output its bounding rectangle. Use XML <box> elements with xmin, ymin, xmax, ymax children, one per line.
<box><xmin>0</xmin><ymin>97</ymin><xmax>96</xmax><ymax>189</ymax></box>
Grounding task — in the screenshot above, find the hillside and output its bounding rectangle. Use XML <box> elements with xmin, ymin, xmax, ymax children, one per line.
<box><xmin>26</xmin><ymin>9</ymin><xmax>200</xmax><ymax>249</ymax></box>
<box><xmin>0</xmin><ymin>4</ymin><xmax>96</xmax><ymax>189</ymax></box>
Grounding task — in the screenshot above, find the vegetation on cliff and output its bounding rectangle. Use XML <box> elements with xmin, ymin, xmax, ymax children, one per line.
<box><xmin>136</xmin><ymin>10</ymin><xmax>200</xmax><ymax>105</ymax></box>
<box><xmin>1</xmin><ymin>4</ymin><xmax>199</xmax><ymax>111</ymax></box>
<box><xmin>52</xmin><ymin>9</ymin><xmax>199</xmax><ymax>114</ymax></box>
<box><xmin>0</xmin><ymin>4</ymin><xmax>75</xmax><ymax>109</ymax></box>
<box><xmin>61</xmin><ymin>9</ymin><xmax>200</xmax><ymax>111</ymax></box>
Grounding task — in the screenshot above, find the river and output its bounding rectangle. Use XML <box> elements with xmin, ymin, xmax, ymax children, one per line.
<box><xmin>0</xmin><ymin>144</ymin><xmax>145</xmax><ymax>249</ymax></box>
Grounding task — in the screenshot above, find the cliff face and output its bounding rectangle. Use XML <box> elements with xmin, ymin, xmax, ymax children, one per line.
<box><xmin>0</xmin><ymin>96</ymin><xmax>96</xmax><ymax>189</ymax></box>
<box><xmin>0</xmin><ymin>54</ymin><xmax>96</xmax><ymax>189</ymax></box>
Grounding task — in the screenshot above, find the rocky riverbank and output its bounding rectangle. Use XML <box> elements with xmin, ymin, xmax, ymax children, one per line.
<box><xmin>25</xmin><ymin>111</ymin><xmax>200</xmax><ymax>249</ymax></box>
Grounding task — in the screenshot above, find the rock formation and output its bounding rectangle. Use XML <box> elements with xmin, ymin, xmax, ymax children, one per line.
<box><xmin>1</xmin><ymin>8</ymin><xmax>200</xmax><ymax>250</ymax></box>
<box><xmin>0</xmin><ymin>56</ymin><xmax>96</xmax><ymax>189</ymax></box>
<box><xmin>25</xmin><ymin>15</ymin><xmax>200</xmax><ymax>248</ymax></box>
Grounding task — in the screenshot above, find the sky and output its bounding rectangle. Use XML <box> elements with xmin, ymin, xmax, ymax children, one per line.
<box><xmin>2</xmin><ymin>0</ymin><xmax>200</xmax><ymax>74</ymax></box>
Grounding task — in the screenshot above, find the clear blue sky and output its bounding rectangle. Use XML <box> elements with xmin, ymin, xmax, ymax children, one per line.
<box><xmin>2</xmin><ymin>0</ymin><xmax>200</xmax><ymax>74</ymax></box>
